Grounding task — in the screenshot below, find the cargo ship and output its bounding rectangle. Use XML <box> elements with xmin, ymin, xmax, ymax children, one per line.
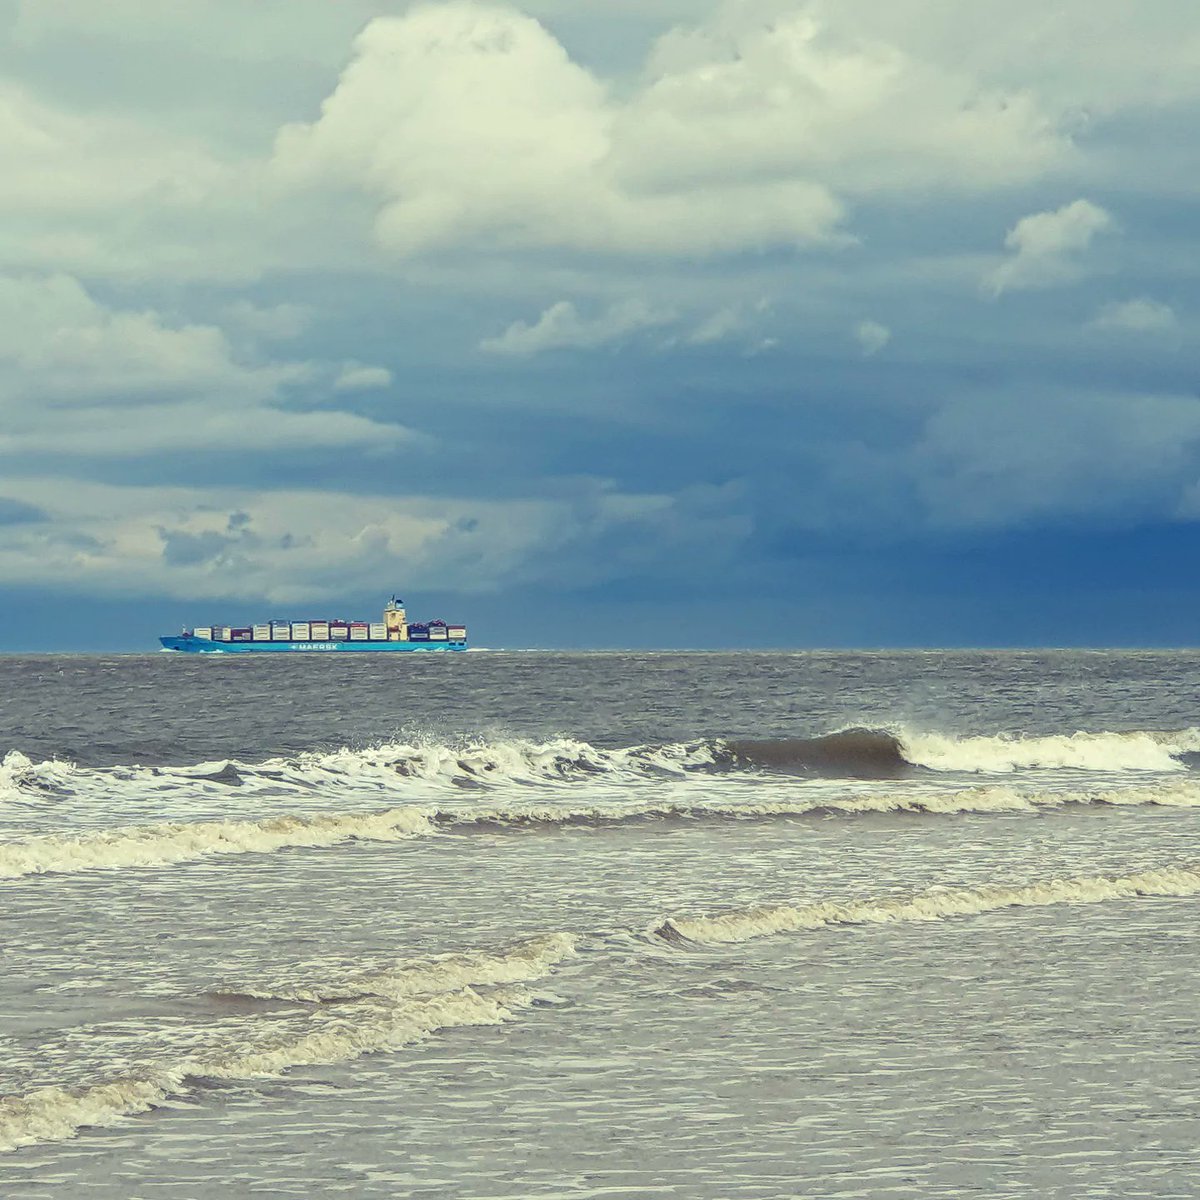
<box><xmin>159</xmin><ymin>596</ymin><xmax>468</xmax><ymax>653</ymax></box>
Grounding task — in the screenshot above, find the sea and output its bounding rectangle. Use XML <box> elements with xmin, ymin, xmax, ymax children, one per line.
<box><xmin>2</xmin><ymin>649</ymin><xmax>1200</xmax><ymax>1198</ymax></box>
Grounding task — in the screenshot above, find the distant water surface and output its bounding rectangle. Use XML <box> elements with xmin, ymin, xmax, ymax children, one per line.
<box><xmin>2</xmin><ymin>650</ymin><xmax>1199</xmax><ymax>1198</ymax></box>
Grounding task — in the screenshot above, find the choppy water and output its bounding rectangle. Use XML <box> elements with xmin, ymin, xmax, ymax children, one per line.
<box><xmin>3</xmin><ymin>650</ymin><xmax>1200</xmax><ymax>1197</ymax></box>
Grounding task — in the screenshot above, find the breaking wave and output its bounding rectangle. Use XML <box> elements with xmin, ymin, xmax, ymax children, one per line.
<box><xmin>219</xmin><ymin>932</ymin><xmax>578</xmax><ymax>1004</ymax></box>
<box><xmin>0</xmin><ymin>807</ymin><xmax>434</xmax><ymax>880</ymax></box>
<box><xmin>0</xmin><ymin>987</ymin><xmax>532</xmax><ymax>1155</ymax></box>
<box><xmin>899</xmin><ymin>729</ymin><xmax>1200</xmax><ymax>774</ymax></box>
<box><xmin>7</xmin><ymin>780</ymin><xmax>1200</xmax><ymax>882</ymax></box>
<box><xmin>0</xmin><ymin>929</ymin><xmax>577</xmax><ymax>1154</ymax></box>
<box><xmin>0</xmin><ymin>751</ymin><xmax>75</xmax><ymax>802</ymax></box>
<box><xmin>6</xmin><ymin>727</ymin><xmax>1200</xmax><ymax>808</ymax></box>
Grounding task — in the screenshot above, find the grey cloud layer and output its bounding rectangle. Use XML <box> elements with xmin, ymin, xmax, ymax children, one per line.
<box><xmin>0</xmin><ymin>0</ymin><xmax>1197</xmax><ymax>608</ymax></box>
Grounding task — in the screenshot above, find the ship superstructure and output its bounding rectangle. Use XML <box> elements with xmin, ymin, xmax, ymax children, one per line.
<box><xmin>159</xmin><ymin>596</ymin><xmax>468</xmax><ymax>653</ymax></box>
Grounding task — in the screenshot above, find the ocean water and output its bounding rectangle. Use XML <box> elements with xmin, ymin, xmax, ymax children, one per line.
<box><xmin>2</xmin><ymin>649</ymin><xmax>1200</xmax><ymax>1198</ymax></box>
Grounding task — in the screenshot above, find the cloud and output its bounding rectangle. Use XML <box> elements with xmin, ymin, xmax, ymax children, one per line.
<box><xmin>0</xmin><ymin>273</ymin><xmax>411</xmax><ymax>458</ymax></box>
<box><xmin>685</xmin><ymin>307</ymin><xmax>747</xmax><ymax>346</ymax></box>
<box><xmin>225</xmin><ymin>301</ymin><xmax>313</xmax><ymax>341</ymax></box>
<box><xmin>802</xmin><ymin>0</ymin><xmax>1200</xmax><ymax>115</ymax></box>
<box><xmin>1</xmin><ymin>0</ymin><xmax>1191</xmax><ymax>294</ymax></box>
<box><xmin>0</xmin><ymin>498</ymin><xmax>48</xmax><ymax>526</ymax></box>
<box><xmin>480</xmin><ymin>298</ymin><xmax>675</xmax><ymax>356</ymax></box>
<box><xmin>0</xmin><ymin>477</ymin><xmax>755</xmax><ymax>603</ymax></box>
<box><xmin>614</xmin><ymin>8</ymin><xmax>1069</xmax><ymax>199</ymax></box>
<box><xmin>1090</xmin><ymin>298</ymin><xmax>1178</xmax><ymax>334</ymax></box>
<box><xmin>333</xmin><ymin>363</ymin><xmax>394</xmax><ymax>392</ymax></box>
<box><xmin>0</xmin><ymin>273</ymin><xmax>291</xmax><ymax>403</ymax></box>
<box><xmin>0</xmin><ymin>82</ymin><xmax>225</xmax><ymax>220</ymax></box>
<box><xmin>0</xmin><ymin>81</ymin><xmax>255</xmax><ymax>283</ymax></box>
<box><xmin>915</xmin><ymin>389</ymin><xmax>1200</xmax><ymax>528</ymax></box>
<box><xmin>683</xmin><ymin>299</ymin><xmax>774</xmax><ymax>349</ymax></box>
<box><xmin>986</xmin><ymin>199</ymin><xmax>1115</xmax><ymax>295</ymax></box>
<box><xmin>855</xmin><ymin>320</ymin><xmax>892</xmax><ymax>356</ymax></box>
<box><xmin>280</xmin><ymin>4</ymin><xmax>1027</xmax><ymax>259</ymax></box>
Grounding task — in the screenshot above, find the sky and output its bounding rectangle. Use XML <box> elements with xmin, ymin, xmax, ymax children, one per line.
<box><xmin>1</xmin><ymin>0</ymin><xmax>1199</xmax><ymax>648</ymax></box>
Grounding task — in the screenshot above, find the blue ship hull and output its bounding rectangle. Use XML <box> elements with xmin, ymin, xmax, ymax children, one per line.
<box><xmin>160</xmin><ymin>637</ymin><xmax>467</xmax><ymax>654</ymax></box>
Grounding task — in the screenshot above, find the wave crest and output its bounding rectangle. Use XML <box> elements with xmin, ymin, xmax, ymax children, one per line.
<box><xmin>6</xmin><ymin>727</ymin><xmax>1200</xmax><ymax>812</ymax></box>
<box><xmin>0</xmin><ymin>986</ymin><xmax>527</xmax><ymax>1155</ymax></box>
<box><xmin>7</xmin><ymin>780</ymin><xmax>1200</xmax><ymax>882</ymax></box>
<box><xmin>223</xmin><ymin>932</ymin><xmax>578</xmax><ymax>1004</ymax></box>
<box><xmin>901</xmin><ymin>729</ymin><xmax>1200</xmax><ymax>774</ymax></box>
<box><xmin>0</xmin><ymin>807</ymin><xmax>434</xmax><ymax>880</ymax></box>
<box><xmin>0</xmin><ymin>928</ymin><xmax>577</xmax><ymax>1154</ymax></box>
<box><xmin>654</xmin><ymin>862</ymin><xmax>1200</xmax><ymax>946</ymax></box>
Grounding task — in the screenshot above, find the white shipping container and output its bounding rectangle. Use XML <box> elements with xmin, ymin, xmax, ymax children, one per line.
<box><xmin>272</xmin><ymin>626</ymin><xmax>291</xmax><ymax>640</ymax></box>
<box><xmin>291</xmin><ymin>622</ymin><xmax>311</xmax><ymax>640</ymax></box>
<box><xmin>253</xmin><ymin>625</ymin><xmax>271</xmax><ymax>640</ymax></box>
<box><xmin>310</xmin><ymin>622</ymin><xmax>329</xmax><ymax>639</ymax></box>
<box><xmin>349</xmin><ymin>627</ymin><xmax>368</xmax><ymax>640</ymax></box>
<box><xmin>448</xmin><ymin>626</ymin><xmax>467</xmax><ymax>639</ymax></box>
<box><xmin>369</xmin><ymin>623</ymin><xmax>387</xmax><ymax>640</ymax></box>
<box><xmin>430</xmin><ymin>627</ymin><xmax>448</xmax><ymax>640</ymax></box>
<box><xmin>194</xmin><ymin>627</ymin><xmax>213</xmax><ymax>640</ymax></box>
<box><xmin>330</xmin><ymin>625</ymin><xmax>349</xmax><ymax>640</ymax></box>
<box><xmin>218</xmin><ymin>628</ymin><xmax>232</xmax><ymax>641</ymax></box>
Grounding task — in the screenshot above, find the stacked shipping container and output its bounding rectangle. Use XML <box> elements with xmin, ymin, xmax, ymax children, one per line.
<box><xmin>182</xmin><ymin>607</ymin><xmax>466</xmax><ymax>645</ymax></box>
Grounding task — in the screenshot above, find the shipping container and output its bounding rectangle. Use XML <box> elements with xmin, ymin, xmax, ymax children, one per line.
<box><xmin>368</xmin><ymin>622</ymin><xmax>387</xmax><ymax>640</ymax></box>
<box><xmin>408</xmin><ymin>624</ymin><xmax>430</xmax><ymax>641</ymax></box>
<box><xmin>330</xmin><ymin>624</ymin><xmax>349</xmax><ymax>640</ymax></box>
<box><xmin>448</xmin><ymin>626</ymin><xmax>467</xmax><ymax>640</ymax></box>
<box><xmin>217</xmin><ymin>627</ymin><xmax>233</xmax><ymax>641</ymax></box>
<box><xmin>310</xmin><ymin>622</ymin><xmax>329</xmax><ymax>640</ymax></box>
<box><xmin>193</xmin><ymin>627</ymin><xmax>213</xmax><ymax>641</ymax></box>
<box><xmin>231</xmin><ymin>628</ymin><xmax>252</xmax><ymax>642</ymax></box>
<box><xmin>429</xmin><ymin>626</ymin><xmax>448</xmax><ymax>640</ymax></box>
<box><xmin>253</xmin><ymin>624</ymin><xmax>271</xmax><ymax>640</ymax></box>
<box><xmin>349</xmin><ymin>624</ymin><xmax>368</xmax><ymax>640</ymax></box>
<box><xmin>291</xmin><ymin>622</ymin><xmax>311</xmax><ymax>640</ymax></box>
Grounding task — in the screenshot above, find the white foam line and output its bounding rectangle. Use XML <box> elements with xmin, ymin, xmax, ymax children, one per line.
<box><xmin>658</xmin><ymin>862</ymin><xmax>1200</xmax><ymax>945</ymax></box>
<box><xmin>8</xmin><ymin>778</ymin><xmax>1200</xmax><ymax>882</ymax></box>
<box><xmin>899</xmin><ymin>728</ymin><xmax>1200</xmax><ymax>774</ymax></box>
<box><xmin>0</xmin><ymin>986</ymin><xmax>527</xmax><ymax>1154</ymax></box>
<box><xmin>1</xmin><ymin>931</ymin><xmax>579</xmax><ymax>1152</ymax></box>
<box><xmin>234</xmin><ymin>932</ymin><xmax>579</xmax><ymax>1003</ymax></box>
<box><xmin>0</xmin><ymin>807</ymin><xmax>435</xmax><ymax>880</ymax></box>
<box><xmin>450</xmin><ymin>779</ymin><xmax>1200</xmax><ymax>827</ymax></box>
<box><xmin>7</xmin><ymin>727</ymin><xmax>1200</xmax><ymax>818</ymax></box>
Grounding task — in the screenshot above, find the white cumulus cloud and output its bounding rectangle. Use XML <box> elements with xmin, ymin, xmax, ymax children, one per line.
<box><xmin>1090</xmin><ymin>297</ymin><xmax>1178</xmax><ymax>333</ymax></box>
<box><xmin>855</xmin><ymin>320</ymin><xmax>892</xmax><ymax>356</ymax></box>
<box><xmin>0</xmin><ymin>274</ymin><xmax>410</xmax><ymax>458</ymax></box>
<box><xmin>334</xmin><ymin>363</ymin><xmax>394</xmax><ymax>392</ymax></box>
<box><xmin>986</xmin><ymin>198</ymin><xmax>1115</xmax><ymax>295</ymax></box>
<box><xmin>274</xmin><ymin>1</ymin><xmax>1070</xmax><ymax>261</ymax></box>
<box><xmin>480</xmin><ymin>298</ymin><xmax>675</xmax><ymax>356</ymax></box>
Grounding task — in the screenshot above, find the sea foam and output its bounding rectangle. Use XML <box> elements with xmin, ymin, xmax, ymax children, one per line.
<box><xmin>6</xmin><ymin>779</ymin><xmax>1200</xmax><ymax>882</ymax></box>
